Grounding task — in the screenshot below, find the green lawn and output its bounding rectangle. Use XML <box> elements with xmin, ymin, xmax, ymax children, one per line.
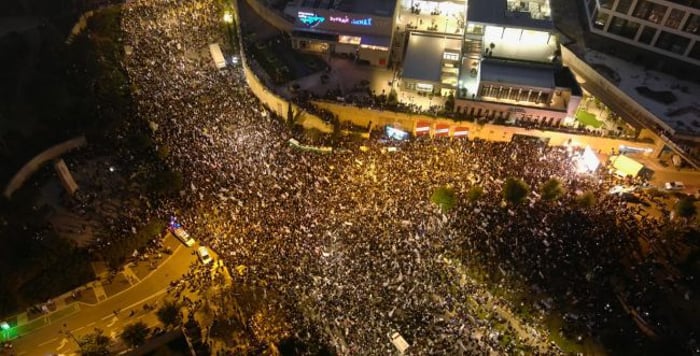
<box><xmin>576</xmin><ymin>110</ymin><xmax>603</xmax><ymax>128</ymax></box>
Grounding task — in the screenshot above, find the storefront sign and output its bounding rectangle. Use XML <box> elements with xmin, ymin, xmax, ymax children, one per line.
<box><xmin>329</xmin><ymin>15</ymin><xmax>373</xmax><ymax>27</ymax></box>
<box><xmin>298</xmin><ymin>11</ymin><xmax>325</xmax><ymax>28</ymax></box>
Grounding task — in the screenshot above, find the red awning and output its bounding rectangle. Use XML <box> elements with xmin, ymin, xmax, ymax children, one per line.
<box><xmin>453</xmin><ymin>127</ymin><xmax>469</xmax><ymax>138</ymax></box>
<box><xmin>434</xmin><ymin>124</ymin><xmax>450</xmax><ymax>137</ymax></box>
<box><xmin>415</xmin><ymin>121</ymin><xmax>431</xmax><ymax>136</ymax></box>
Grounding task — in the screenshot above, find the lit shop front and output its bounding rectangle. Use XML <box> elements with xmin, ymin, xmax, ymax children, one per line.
<box><xmin>284</xmin><ymin>5</ymin><xmax>396</xmax><ymax>66</ymax></box>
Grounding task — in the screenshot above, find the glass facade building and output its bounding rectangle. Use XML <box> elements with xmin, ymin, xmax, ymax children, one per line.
<box><xmin>583</xmin><ymin>0</ymin><xmax>700</xmax><ymax>64</ymax></box>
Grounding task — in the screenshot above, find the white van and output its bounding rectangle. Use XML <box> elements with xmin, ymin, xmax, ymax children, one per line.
<box><xmin>387</xmin><ymin>331</ymin><xmax>409</xmax><ymax>354</ymax></box>
<box><xmin>171</xmin><ymin>227</ymin><xmax>195</xmax><ymax>247</ymax></box>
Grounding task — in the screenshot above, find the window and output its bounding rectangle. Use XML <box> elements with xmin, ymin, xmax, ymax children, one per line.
<box><xmin>621</xmin><ymin>20</ymin><xmax>641</xmax><ymax>39</ymax></box>
<box><xmin>615</xmin><ymin>0</ymin><xmax>634</xmax><ymax>14</ymax></box>
<box><xmin>443</xmin><ymin>52</ymin><xmax>459</xmax><ymax>61</ymax></box>
<box><xmin>654</xmin><ymin>31</ymin><xmax>690</xmax><ymax>54</ymax></box>
<box><xmin>638</xmin><ymin>26</ymin><xmax>656</xmax><ymax>44</ymax></box>
<box><xmin>666</xmin><ymin>0</ymin><xmax>700</xmax><ymax>10</ymax></box>
<box><xmin>607</xmin><ymin>16</ymin><xmax>628</xmax><ymax>36</ymax></box>
<box><xmin>665</xmin><ymin>9</ymin><xmax>685</xmax><ymax>29</ymax></box>
<box><xmin>685</xmin><ymin>14</ymin><xmax>700</xmax><ymax>34</ymax></box>
<box><xmin>416</xmin><ymin>83</ymin><xmax>434</xmax><ymax>92</ymax></box>
<box><xmin>632</xmin><ymin>1</ymin><xmax>668</xmax><ymax>24</ymax></box>
<box><xmin>689</xmin><ymin>42</ymin><xmax>700</xmax><ymax>60</ymax></box>
<box><xmin>593</xmin><ymin>10</ymin><xmax>609</xmax><ymax>29</ymax></box>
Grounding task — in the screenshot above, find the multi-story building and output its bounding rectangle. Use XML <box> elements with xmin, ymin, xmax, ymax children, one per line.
<box><xmin>398</xmin><ymin>0</ymin><xmax>582</xmax><ymax>125</ymax></box>
<box><xmin>283</xmin><ymin>0</ymin><xmax>399</xmax><ymax>66</ymax></box>
<box><xmin>582</xmin><ymin>0</ymin><xmax>700</xmax><ymax>71</ymax></box>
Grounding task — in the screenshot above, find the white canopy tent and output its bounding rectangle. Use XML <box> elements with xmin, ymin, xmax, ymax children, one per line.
<box><xmin>609</xmin><ymin>155</ymin><xmax>644</xmax><ymax>177</ymax></box>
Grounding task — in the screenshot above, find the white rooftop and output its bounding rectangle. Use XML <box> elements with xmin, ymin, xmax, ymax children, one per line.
<box><xmin>582</xmin><ymin>50</ymin><xmax>700</xmax><ymax>137</ymax></box>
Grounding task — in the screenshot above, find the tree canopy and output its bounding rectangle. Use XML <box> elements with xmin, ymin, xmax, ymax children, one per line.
<box><xmin>540</xmin><ymin>178</ymin><xmax>565</xmax><ymax>201</ymax></box>
<box><xmin>80</xmin><ymin>328</ymin><xmax>111</xmax><ymax>356</ymax></box>
<box><xmin>502</xmin><ymin>178</ymin><xmax>530</xmax><ymax>205</ymax></box>
<box><xmin>576</xmin><ymin>191</ymin><xmax>596</xmax><ymax>209</ymax></box>
<box><xmin>121</xmin><ymin>321</ymin><xmax>149</xmax><ymax>348</ymax></box>
<box><xmin>431</xmin><ymin>186</ymin><xmax>457</xmax><ymax>212</ymax></box>
<box><xmin>157</xmin><ymin>301</ymin><xmax>182</xmax><ymax>327</ymax></box>
<box><xmin>675</xmin><ymin>197</ymin><xmax>697</xmax><ymax>219</ymax></box>
<box><xmin>466</xmin><ymin>185</ymin><xmax>484</xmax><ymax>202</ymax></box>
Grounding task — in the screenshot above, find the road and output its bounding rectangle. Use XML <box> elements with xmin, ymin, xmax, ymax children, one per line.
<box><xmin>11</xmin><ymin>243</ymin><xmax>196</xmax><ymax>355</ymax></box>
<box><xmin>634</xmin><ymin>155</ymin><xmax>700</xmax><ymax>194</ymax></box>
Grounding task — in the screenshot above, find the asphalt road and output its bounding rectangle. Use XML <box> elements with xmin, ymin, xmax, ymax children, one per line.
<box><xmin>12</xmin><ymin>243</ymin><xmax>196</xmax><ymax>355</ymax></box>
<box><xmin>635</xmin><ymin>156</ymin><xmax>700</xmax><ymax>194</ymax></box>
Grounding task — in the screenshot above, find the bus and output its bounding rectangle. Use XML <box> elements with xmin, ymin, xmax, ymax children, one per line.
<box><xmin>209</xmin><ymin>43</ymin><xmax>226</xmax><ymax>69</ymax></box>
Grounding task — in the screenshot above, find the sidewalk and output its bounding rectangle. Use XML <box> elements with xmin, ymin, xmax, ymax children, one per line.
<box><xmin>0</xmin><ymin>234</ymin><xmax>181</xmax><ymax>343</ymax></box>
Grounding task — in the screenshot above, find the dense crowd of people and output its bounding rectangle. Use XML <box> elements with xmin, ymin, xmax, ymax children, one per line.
<box><xmin>119</xmin><ymin>0</ymin><xmax>697</xmax><ymax>354</ymax></box>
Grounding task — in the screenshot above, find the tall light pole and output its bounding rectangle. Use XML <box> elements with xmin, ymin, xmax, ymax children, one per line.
<box><xmin>223</xmin><ymin>11</ymin><xmax>235</xmax><ymax>51</ymax></box>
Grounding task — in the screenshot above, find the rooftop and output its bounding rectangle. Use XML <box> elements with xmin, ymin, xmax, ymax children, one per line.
<box><xmin>402</xmin><ymin>33</ymin><xmax>461</xmax><ymax>83</ymax></box>
<box><xmin>480</xmin><ymin>58</ymin><xmax>555</xmax><ymax>89</ymax></box>
<box><xmin>297</xmin><ymin>0</ymin><xmax>397</xmax><ymax>16</ymax></box>
<box><xmin>483</xmin><ymin>26</ymin><xmax>559</xmax><ymax>63</ymax></box>
<box><xmin>581</xmin><ymin>50</ymin><xmax>700</xmax><ymax>137</ymax></box>
<box><xmin>467</xmin><ymin>0</ymin><xmax>553</xmax><ymax>30</ymax></box>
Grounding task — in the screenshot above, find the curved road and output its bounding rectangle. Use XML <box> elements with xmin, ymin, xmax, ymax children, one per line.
<box><xmin>12</xmin><ymin>243</ymin><xmax>196</xmax><ymax>355</ymax></box>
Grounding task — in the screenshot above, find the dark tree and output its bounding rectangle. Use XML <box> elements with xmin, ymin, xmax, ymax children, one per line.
<box><xmin>675</xmin><ymin>197</ymin><xmax>697</xmax><ymax>219</ymax></box>
<box><xmin>80</xmin><ymin>328</ymin><xmax>111</xmax><ymax>356</ymax></box>
<box><xmin>502</xmin><ymin>177</ymin><xmax>529</xmax><ymax>205</ymax></box>
<box><xmin>444</xmin><ymin>92</ymin><xmax>455</xmax><ymax>112</ymax></box>
<box><xmin>540</xmin><ymin>178</ymin><xmax>565</xmax><ymax>201</ymax></box>
<box><xmin>121</xmin><ymin>321</ymin><xmax>150</xmax><ymax>348</ymax></box>
<box><xmin>466</xmin><ymin>185</ymin><xmax>484</xmax><ymax>202</ymax></box>
<box><xmin>157</xmin><ymin>301</ymin><xmax>182</xmax><ymax>327</ymax></box>
<box><xmin>431</xmin><ymin>186</ymin><xmax>456</xmax><ymax>212</ymax></box>
<box><xmin>576</xmin><ymin>191</ymin><xmax>596</xmax><ymax>209</ymax></box>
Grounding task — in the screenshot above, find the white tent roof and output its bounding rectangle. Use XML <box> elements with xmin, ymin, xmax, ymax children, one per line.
<box><xmin>610</xmin><ymin>155</ymin><xmax>644</xmax><ymax>177</ymax></box>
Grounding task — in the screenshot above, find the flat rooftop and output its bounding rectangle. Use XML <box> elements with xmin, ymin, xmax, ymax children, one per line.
<box><xmin>480</xmin><ymin>58</ymin><xmax>555</xmax><ymax>89</ymax></box>
<box><xmin>467</xmin><ymin>0</ymin><xmax>553</xmax><ymax>30</ymax></box>
<box><xmin>297</xmin><ymin>0</ymin><xmax>397</xmax><ymax>16</ymax></box>
<box><xmin>402</xmin><ymin>33</ymin><xmax>461</xmax><ymax>83</ymax></box>
<box><xmin>581</xmin><ymin>50</ymin><xmax>700</xmax><ymax>137</ymax></box>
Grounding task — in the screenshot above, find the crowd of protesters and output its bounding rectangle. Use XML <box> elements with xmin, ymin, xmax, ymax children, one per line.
<box><xmin>118</xmin><ymin>0</ymin><xmax>697</xmax><ymax>354</ymax></box>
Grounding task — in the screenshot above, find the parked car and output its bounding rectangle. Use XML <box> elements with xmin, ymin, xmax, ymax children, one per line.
<box><xmin>197</xmin><ymin>246</ymin><xmax>213</xmax><ymax>265</ymax></box>
<box><xmin>170</xmin><ymin>226</ymin><xmax>195</xmax><ymax>247</ymax></box>
<box><xmin>664</xmin><ymin>181</ymin><xmax>685</xmax><ymax>190</ymax></box>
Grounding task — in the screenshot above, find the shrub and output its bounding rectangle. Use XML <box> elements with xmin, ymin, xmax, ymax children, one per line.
<box><xmin>503</xmin><ymin>178</ymin><xmax>530</xmax><ymax>205</ymax></box>
<box><xmin>431</xmin><ymin>186</ymin><xmax>457</xmax><ymax>212</ymax></box>
<box><xmin>466</xmin><ymin>186</ymin><xmax>484</xmax><ymax>202</ymax></box>
<box><xmin>540</xmin><ymin>178</ymin><xmax>565</xmax><ymax>201</ymax></box>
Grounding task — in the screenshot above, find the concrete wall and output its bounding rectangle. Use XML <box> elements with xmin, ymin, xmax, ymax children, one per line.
<box><xmin>235</xmin><ymin>0</ymin><xmax>331</xmax><ymax>134</ymax></box>
<box><xmin>312</xmin><ymin>100</ymin><xmax>659</xmax><ymax>155</ymax></box>
<box><xmin>243</xmin><ymin>63</ymin><xmax>332</xmax><ymax>133</ymax></box>
<box><xmin>4</xmin><ymin>136</ymin><xmax>87</xmax><ymax>199</ymax></box>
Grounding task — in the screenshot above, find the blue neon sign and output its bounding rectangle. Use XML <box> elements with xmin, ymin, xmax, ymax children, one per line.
<box><xmin>298</xmin><ymin>11</ymin><xmax>325</xmax><ymax>28</ymax></box>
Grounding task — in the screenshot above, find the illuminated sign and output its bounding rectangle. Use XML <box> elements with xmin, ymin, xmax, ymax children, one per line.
<box><xmin>298</xmin><ymin>11</ymin><xmax>325</xmax><ymax>28</ymax></box>
<box><xmin>386</xmin><ymin>126</ymin><xmax>408</xmax><ymax>140</ymax></box>
<box><xmin>329</xmin><ymin>15</ymin><xmax>373</xmax><ymax>26</ymax></box>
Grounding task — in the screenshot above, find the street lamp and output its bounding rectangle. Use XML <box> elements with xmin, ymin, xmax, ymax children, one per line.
<box><xmin>223</xmin><ymin>11</ymin><xmax>235</xmax><ymax>50</ymax></box>
<box><xmin>223</xmin><ymin>12</ymin><xmax>233</xmax><ymax>24</ymax></box>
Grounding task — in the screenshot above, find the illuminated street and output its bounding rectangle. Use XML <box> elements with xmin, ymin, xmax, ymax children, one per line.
<box><xmin>0</xmin><ymin>0</ymin><xmax>698</xmax><ymax>355</ymax></box>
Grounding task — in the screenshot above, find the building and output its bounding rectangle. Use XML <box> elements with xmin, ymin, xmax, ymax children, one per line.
<box><xmin>581</xmin><ymin>0</ymin><xmax>700</xmax><ymax>76</ymax></box>
<box><xmin>398</xmin><ymin>0</ymin><xmax>582</xmax><ymax>125</ymax></box>
<box><xmin>283</xmin><ymin>0</ymin><xmax>399</xmax><ymax>66</ymax></box>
